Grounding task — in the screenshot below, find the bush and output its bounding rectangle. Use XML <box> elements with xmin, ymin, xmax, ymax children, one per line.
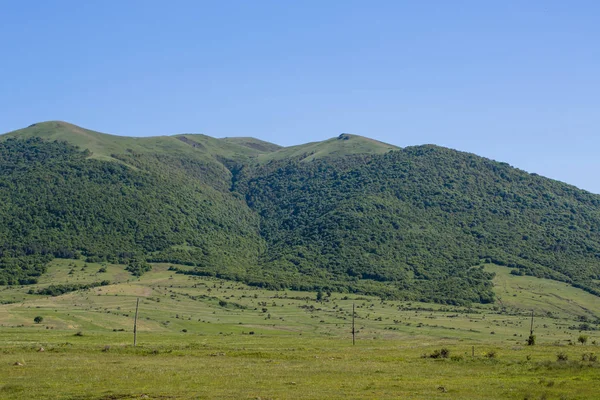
<box><xmin>582</xmin><ymin>353</ymin><xmax>597</xmax><ymax>362</ymax></box>
<box><xmin>37</xmin><ymin>281</ymin><xmax>109</xmax><ymax>296</ymax></box>
<box><xmin>556</xmin><ymin>352</ymin><xmax>568</xmax><ymax>362</ymax></box>
<box><xmin>527</xmin><ymin>334</ymin><xmax>536</xmax><ymax>346</ymax></box>
<box><xmin>33</xmin><ymin>316</ymin><xmax>43</xmax><ymax>324</ymax></box>
<box><xmin>429</xmin><ymin>348</ymin><xmax>450</xmax><ymax>359</ymax></box>
<box><xmin>485</xmin><ymin>350</ymin><xmax>497</xmax><ymax>359</ymax></box>
<box><xmin>578</xmin><ymin>335</ymin><xmax>589</xmax><ymax>345</ymax></box>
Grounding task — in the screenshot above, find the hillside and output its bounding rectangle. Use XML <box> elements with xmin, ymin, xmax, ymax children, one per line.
<box><xmin>257</xmin><ymin>133</ymin><xmax>398</xmax><ymax>162</ymax></box>
<box><xmin>1</xmin><ymin>122</ymin><xmax>600</xmax><ymax>305</ymax></box>
<box><xmin>0</xmin><ymin>136</ymin><xmax>265</xmax><ymax>286</ymax></box>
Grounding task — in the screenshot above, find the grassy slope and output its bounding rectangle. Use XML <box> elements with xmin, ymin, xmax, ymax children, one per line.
<box><xmin>3</xmin><ymin>122</ymin><xmax>394</xmax><ymax>162</ymax></box>
<box><xmin>1</xmin><ymin>261</ymin><xmax>598</xmax><ymax>341</ymax></box>
<box><xmin>2</xmin><ymin>122</ymin><xmax>395</xmax><ymax>169</ymax></box>
<box><xmin>1</xmin><ymin>121</ymin><xmax>276</xmax><ymax>166</ymax></box>
<box><xmin>0</xmin><ymin>261</ymin><xmax>599</xmax><ymax>399</ymax></box>
<box><xmin>3</xmin><ymin>121</ymin><xmax>192</xmax><ymax>162</ymax></box>
<box><xmin>487</xmin><ymin>264</ymin><xmax>600</xmax><ymax>321</ymax></box>
<box><xmin>220</xmin><ymin>136</ymin><xmax>283</xmax><ymax>153</ymax></box>
<box><xmin>258</xmin><ymin>133</ymin><xmax>399</xmax><ymax>162</ymax></box>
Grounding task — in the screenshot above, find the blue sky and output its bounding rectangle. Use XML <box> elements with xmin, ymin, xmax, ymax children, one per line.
<box><xmin>1</xmin><ymin>1</ymin><xmax>599</xmax><ymax>192</ymax></box>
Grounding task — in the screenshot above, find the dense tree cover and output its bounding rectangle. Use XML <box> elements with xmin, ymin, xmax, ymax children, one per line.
<box><xmin>234</xmin><ymin>146</ymin><xmax>600</xmax><ymax>303</ymax></box>
<box><xmin>0</xmin><ymin>138</ymin><xmax>263</xmax><ymax>283</ymax></box>
<box><xmin>2</xmin><ymin>136</ymin><xmax>600</xmax><ymax>305</ymax></box>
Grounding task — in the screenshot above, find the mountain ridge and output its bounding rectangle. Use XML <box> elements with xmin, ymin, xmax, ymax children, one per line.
<box><xmin>1</xmin><ymin>121</ymin><xmax>600</xmax><ymax>305</ymax></box>
<box><xmin>3</xmin><ymin>121</ymin><xmax>398</xmax><ymax>163</ymax></box>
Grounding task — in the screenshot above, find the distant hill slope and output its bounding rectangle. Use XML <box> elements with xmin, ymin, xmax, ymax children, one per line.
<box><xmin>3</xmin><ymin>121</ymin><xmax>275</xmax><ymax>163</ymax></box>
<box><xmin>220</xmin><ymin>137</ymin><xmax>283</xmax><ymax>153</ymax></box>
<box><xmin>1</xmin><ymin>122</ymin><xmax>600</xmax><ymax>305</ymax></box>
<box><xmin>258</xmin><ymin>133</ymin><xmax>398</xmax><ymax>162</ymax></box>
<box><xmin>4</xmin><ymin>121</ymin><xmax>195</xmax><ymax>162</ymax></box>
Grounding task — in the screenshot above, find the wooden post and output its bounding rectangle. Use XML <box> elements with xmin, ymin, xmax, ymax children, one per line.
<box><xmin>472</xmin><ymin>346</ymin><xmax>474</xmax><ymax>358</ymax></box>
<box><xmin>133</xmin><ymin>297</ymin><xmax>140</xmax><ymax>347</ymax></box>
<box><xmin>530</xmin><ymin>309</ymin><xmax>534</xmax><ymax>336</ymax></box>
<box><xmin>352</xmin><ymin>303</ymin><xmax>355</xmax><ymax>346</ymax></box>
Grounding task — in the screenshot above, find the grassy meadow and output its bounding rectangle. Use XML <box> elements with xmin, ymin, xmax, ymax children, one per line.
<box><xmin>0</xmin><ymin>261</ymin><xmax>599</xmax><ymax>399</ymax></box>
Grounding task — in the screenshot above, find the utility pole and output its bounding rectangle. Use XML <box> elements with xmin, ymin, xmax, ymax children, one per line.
<box><xmin>133</xmin><ymin>298</ymin><xmax>140</xmax><ymax>347</ymax></box>
<box><xmin>530</xmin><ymin>309</ymin><xmax>534</xmax><ymax>336</ymax></box>
<box><xmin>352</xmin><ymin>303</ymin><xmax>356</xmax><ymax>346</ymax></box>
<box><xmin>527</xmin><ymin>309</ymin><xmax>536</xmax><ymax>346</ymax></box>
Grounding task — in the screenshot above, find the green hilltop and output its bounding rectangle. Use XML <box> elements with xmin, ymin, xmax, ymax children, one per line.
<box><xmin>1</xmin><ymin>121</ymin><xmax>600</xmax><ymax>306</ymax></box>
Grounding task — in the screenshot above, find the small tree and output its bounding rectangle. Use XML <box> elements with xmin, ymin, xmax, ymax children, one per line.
<box><xmin>527</xmin><ymin>334</ymin><xmax>536</xmax><ymax>346</ymax></box>
<box><xmin>578</xmin><ymin>335</ymin><xmax>589</xmax><ymax>345</ymax></box>
<box><xmin>316</xmin><ymin>290</ymin><xmax>323</xmax><ymax>301</ymax></box>
<box><xmin>34</xmin><ymin>316</ymin><xmax>43</xmax><ymax>324</ymax></box>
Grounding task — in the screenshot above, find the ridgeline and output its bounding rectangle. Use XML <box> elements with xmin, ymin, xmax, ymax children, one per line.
<box><xmin>1</xmin><ymin>121</ymin><xmax>599</xmax><ymax>305</ymax></box>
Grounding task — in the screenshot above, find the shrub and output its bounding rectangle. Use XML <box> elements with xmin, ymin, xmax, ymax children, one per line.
<box><xmin>582</xmin><ymin>353</ymin><xmax>597</xmax><ymax>362</ymax></box>
<box><xmin>37</xmin><ymin>281</ymin><xmax>109</xmax><ymax>296</ymax></box>
<box><xmin>578</xmin><ymin>335</ymin><xmax>589</xmax><ymax>345</ymax></box>
<box><xmin>429</xmin><ymin>348</ymin><xmax>450</xmax><ymax>359</ymax></box>
<box><xmin>527</xmin><ymin>335</ymin><xmax>536</xmax><ymax>346</ymax></box>
<box><xmin>485</xmin><ymin>350</ymin><xmax>497</xmax><ymax>359</ymax></box>
<box><xmin>33</xmin><ymin>316</ymin><xmax>43</xmax><ymax>324</ymax></box>
<box><xmin>556</xmin><ymin>352</ymin><xmax>568</xmax><ymax>362</ymax></box>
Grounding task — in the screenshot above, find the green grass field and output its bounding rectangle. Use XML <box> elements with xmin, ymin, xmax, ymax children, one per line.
<box><xmin>1</xmin><ymin>261</ymin><xmax>599</xmax><ymax>399</ymax></box>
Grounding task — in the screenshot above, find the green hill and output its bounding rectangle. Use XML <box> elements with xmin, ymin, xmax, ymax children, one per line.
<box><xmin>0</xmin><ymin>135</ymin><xmax>265</xmax><ymax>286</ymax></box>
<box><xmin>1</xmin><ymin>122</ymin><xmax>600</xmax><ymax>306</ymax></box>
<box><xmin>257</xmin><ymin>133</ymin><xmax>398</xmax><ymax>163</ymax></box>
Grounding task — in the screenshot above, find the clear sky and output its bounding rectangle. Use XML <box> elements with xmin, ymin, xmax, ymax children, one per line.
<box><xmin>1</xmin><ymin>1</ymin><xmax>599</xmax><ymax>192</ymax></box>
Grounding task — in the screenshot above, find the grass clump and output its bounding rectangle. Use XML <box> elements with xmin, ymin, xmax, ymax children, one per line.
<box><xmin>581</xmin><ymin>353</ymin><xmax>597</xmax><ymax>362</ymax></box>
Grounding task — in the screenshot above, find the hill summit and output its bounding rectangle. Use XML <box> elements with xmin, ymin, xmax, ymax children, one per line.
<box><xmin>1</xmin><ymin>121</ymin><xmax>599</xmax><ymax>305</ymax></box>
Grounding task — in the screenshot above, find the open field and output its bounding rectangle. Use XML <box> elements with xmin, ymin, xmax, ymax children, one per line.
<box><xmin>1</xmin><ymin>261</ymin><xmax>599</xmax><ymax>399</ymax></box>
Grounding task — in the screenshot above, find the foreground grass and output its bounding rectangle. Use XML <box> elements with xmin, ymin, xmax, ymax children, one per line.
<box><xmin>1</xmin><ymin>331</ymin><xmax>599</xmax><ymax>400</ymax></box>
<box><xmin>1</xmin><ymin>260</ymin><xmax>599</xmax><ymax>399</ymax></box>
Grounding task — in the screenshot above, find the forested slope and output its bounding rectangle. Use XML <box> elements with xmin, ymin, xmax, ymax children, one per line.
<box><xmin>0</xmin><ymin>137</ymin><xmax>264</xmax><ymax>285</ymax></box>
<box><xmin>2</xmin><ymin>122</ymin><xmax>600</xmax><ymax>305</ymax></box>
<box><xmin>234</xmin><ymin>145</ymin><xmax>600</xmax><ymax>303</ymax></box>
